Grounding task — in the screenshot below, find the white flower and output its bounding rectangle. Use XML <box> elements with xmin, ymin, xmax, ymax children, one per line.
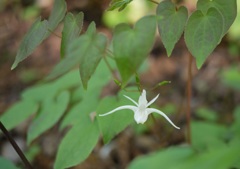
<box><xmin>99</xmin><ymin>90</ymin><xmax>180</xmax><ymax>129</ymax></box>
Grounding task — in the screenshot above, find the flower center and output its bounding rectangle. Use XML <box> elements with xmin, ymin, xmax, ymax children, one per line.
<box><xmin>139</xmin><ymin>104</ymin><xmax>146</xmax><ymax>112</ymax></box>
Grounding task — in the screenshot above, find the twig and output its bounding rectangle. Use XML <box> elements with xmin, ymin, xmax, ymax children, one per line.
<box><xmin>0</xmin><ymin>121</ymin><xmax>33</xmax><ymax>169</ymax></box>
<box><xmin>148</xmin><ymin>0</ymin><xmax>159</xmax><ymax>5</ymax></box>
<box><xmin>186</xmin><ymin>53</ymin><xmax>193</xmax><ymax>144</ymax></box>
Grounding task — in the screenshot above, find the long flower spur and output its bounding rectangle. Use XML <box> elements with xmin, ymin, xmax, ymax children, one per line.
<box><xmin>99</xmin><ymin>90</ymin><xmax>180</xmax><ymax>129</ymax></box>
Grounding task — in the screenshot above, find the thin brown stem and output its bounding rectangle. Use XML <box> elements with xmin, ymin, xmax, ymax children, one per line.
<box><xmin>103</xmin><ymin>55</ymin><xmax>119</xmax><ymax>81</ymax></box>
<box><xmin>0</xmin><ymin>121</ymin><xmax>33</xmax><ymax>169</ymax></box>
<box><xmin>48</xmin><ymin>29</ymin><xmax>62</xmax><ymax>38</ymax></box>
<box><xmin>148</xmin><ymin>0</ymin><xmax>159</xmax><ymax>5</ymax></box>
<box><xmin>186</xmin><ymin>53</ymin><xmax>193</xmax><ymax>144</ymax></box>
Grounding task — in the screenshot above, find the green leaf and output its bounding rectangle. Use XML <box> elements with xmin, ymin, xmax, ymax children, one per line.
<box><xmin>184</xmin><ymin>8</ymin><xmax>223</xmax><ymax>69</ymax></box>
<box><xmin>27</xmin><ymin>91</ymin><xmax>70</xmax><ymax>144</ymax></box>
<box><xmin>128</xmin><ymin>146</ymin><xmax>194</xmax><ymax>169</ymax></box>
<box><xmin>108</xmin><ymin>0</ymin><xmax>133</xmax><ymax>11</ymax></box>
<box><xmin>47</xmin><ymin>0</ymin><xmax>67</xmax><ymax>34</ymax></box>
<box><xmin>22</xmin><ymin>70</ymin><xmax>80</xmax><ymax>102</ymax></box>
<box><xmin>0</xmin><ymin>100</ymin><xmax>38</xmax><ymax>130</ymax></box>
<box><xmin>11</xmin><ymin>17</ymin><xmax>48</xmax><ymax>69</ymax></box>
<box><xmin>60</xmin><ymin>12</ymin><xmax>84</xmax><ymax>58</ymax></box>
<box><xmin>46</xmin><ymin>22</ymin><xmax>107</xmax><ymax>89</ymax></box>
<box><xmin>113</xmin><ymin>16</ymin><xmax>156</xmax><ymax>85</ymax></box>
<box><xmin>0</xmin><ymin>157</ymin><xmax>20</xmax><ymax>169</ymax></box>
<box><xmin>156</xmin><ymin>0</ymin><xmax>188</xmax><ymax>56</ymax></box>
<box><xmin>97</xmin><ymin>91</ymin><xmax>139</xmax><ymax>143</ymax></box>
<box><xmin>191</xmin><ymin>121</ymin><xmax>227</xmax><ymax>150</ymax></box>
<box><xmin>195</xmin><ymin>107</ymin><xmax>218</xmax><ymax>122</ymax></box>
<box><xmin>221</xmin><ymin>67</ymin><xmax>240</xmax><ymax>91</ymax></box>
<box><xmin>54</xmin><ymin>120</ymin><xmax>99</xmax><ymax>169</ymax></box>
<box><xmin>197</xmin><ymin>0</ymin><xmax>237</xmax><ymax>35</ymax></box>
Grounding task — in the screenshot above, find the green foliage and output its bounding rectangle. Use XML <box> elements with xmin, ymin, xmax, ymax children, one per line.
<box><xmin>4</xmin><ymin>0</ymin><xmax>239</xmax><ymax>168</ymax></box>
<box><xmin>108</xmin><ymin>0</ymin><xmax>133</xmax><ymax>11</ymax></box>
<box><xmin>156</xmin><ymin>0</ymin><xmax>188</xmax><ymax>56</ymax></box>
<box><xmin>128</xmin><ymin>120</ymin><xmax>240</xmax><ymax>169</ymax></box>
<box><xmin>47</xmin><ymin>22</ymin><xmax>107</xmax><ymax>89</ymax></box>
<box><xmin>0</xmin><ymin>157</ymin><xmax>20</xmax><ymax>169</ymax></box>
<box><xmin>27</xmin><ymin>91</ymin><xmax>70</xmax><ymax>144</ymax></box>
<box><xmin>61</xmin><ymin>12</ymin><xmax>84</xmax><ymax>58</ymax></box>
<box><xmin>97</xmin><ymin>92</ymin><xmax>137</xmax><ymax>143</ymax></box>
<box><xmin>11</xmin><ymin>17</ymin><xmax>48</xmax><ymax>69</ymax></box>
<box><xmin>54</xmin><ymin>119</ymin><xmax>99</xmax><ymax>169</ymax></box>
<box><xmin>185</xmin><ymin>8</ymin><xmax>223</xmax><ymax>68</ymax></box>
<box><xmin>221</xmin><ymin>67</ymin><xmax>240</xmax><ymax>91</ymax></box>
<box><xmin>113</xmin><ymin>15</ymin><xmax>156</xmax><ymax>85</ymax></box>
<box><xmin>47</xmin><ymin>0</ymin><xmax>67</xmax><ymax>34</ymax></box>
<box><xmin>197</xmin><ymin>0</ymin><xmax>237</xmax><ymax>35</ymax></box>
<box><xmin>0</xmin><ymin>100</ymin><xmax>38</xmax><ymax>130</ymax></box>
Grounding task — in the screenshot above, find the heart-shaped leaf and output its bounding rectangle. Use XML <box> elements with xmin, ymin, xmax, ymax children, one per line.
<box><xmin>54</xmin><ymin>119</ymin><xmax>99</xmax><ymax>169</ymax></box>
<box><xmin>27</xmin><ymin>91</ymin><xmax>70</xmax><ymax>144</ymax></box>
<box><xmin>184</xmin><ymin>8</ymin><xmax>223</xmax><ymax>68</ymax></box>
<box><xmin>113</xmin><ymin>15</ymin><xmax>156</xmax><ymax>85</ymax></box>
<box><xmin>156</xmin><ymin>0</ymin><xmax>188</xmax><ymax>56</ymax></box>
<box><xmin>60</xmin><ymin>12</ymin><xmax>84</xmax><ymax>58</ymax></box>
<box><xmin>46</xmin><ymin>22</ymin><xmax>107</xmax><ymax>89</ymax></box>
<box><xmin>108</xmin><ymin>0</ymin><xmax>133</xmax><ymax>11</ymax></box>
<box><xmin>11</xmin><ymin>17</ymin><xmax>48</xmax><ymax>69</ymax></box>
<box><xmin>197</xmin><ymin>0</ymin><xmax>237</xmax><ymax>36</ymax></box>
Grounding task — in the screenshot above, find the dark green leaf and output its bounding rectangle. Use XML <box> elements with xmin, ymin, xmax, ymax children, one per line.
<box><xmin>47</xmin><ymin>0</ymin><xmax>67</xmax><ymax>34</ymax></box>
<box><xmin>108</xmin><ymin>0</ymin><xmax>133</xmax><ymax>11</ymax></box>
<box><xmin>184</xmin><ymin>8</ymin><xmax>223</xmax><ymax>68</ymax></box>
<box><xmin>195</xmin><ymin>107</ymin><xmax>218</xmax><ymax>122</ymax></box>
<box><xmin>0</xmin><ymin>100</ymin><xmax>38</xmax><ymax>130</ymax></box>
<box><xmin>54</xmin><ymin>119</ymin><xmax>99</xmax><ymax>169</ymax></box>
<box><xmin>11</xmin><ymin>17</ymin><xmax>48</xmax><ymax>69</ymax></box>
<box><xmin>156</xmin><ymin>0</ymin><xmax>188</xmax><ymax>56</ymax></box>
<box><xmin>46</xmin><ymin>22</ymin><xmax>107</xmax><ymax>89</ymax></box>
<box><xmin>113</xmin><ymin>16</ymin><xmax>156</xmax><ymax>85</ymax></box>
<box><xmin>27</xmin><ymin>91</ymin><xmax>70</xmax><ymax>144</ymax></box>
<box><xmin>60</xmin><ymin>12</ymin><xmax>84</xmax><ymax>58</ymax></box>
<box><xmin>221</xmin><ymin>67</ymin><xmax>240</xmax><ymax>91</ymax></box>
<box><xmin>197</xmin><ymin>0</ymin><xmax>237</xmax><ymax>36</ymax></box>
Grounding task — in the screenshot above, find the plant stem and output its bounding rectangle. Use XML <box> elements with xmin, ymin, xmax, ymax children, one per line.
<box><xmin>0</xmin><ymin>121</ymin><xmax>33</xmax><ymax>169</ymax></box>
<box><xmin>148</xmin><ymin>0</ymin><xmax>159</xmax><ymax>5</ymax></box>
<box><xmin>186</xmin><ymin>53</ymin><xmax>192</xmax><ymax>144</ymax></box>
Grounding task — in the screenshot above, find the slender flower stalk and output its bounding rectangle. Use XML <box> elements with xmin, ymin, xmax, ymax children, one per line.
<box><xmin>99</xmin><ymin>90</ymin><xmax>180</xmax><ymax>129</ymax></box>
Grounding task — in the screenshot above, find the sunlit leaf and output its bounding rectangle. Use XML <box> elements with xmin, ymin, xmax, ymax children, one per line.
<box><xmin>27</xmin><ymin>91</ymin><xmax>70</xmax><ymax>144</ymax></box>
<box><xmin>61</xmin><ymin>12</ymin><xmax>84</xmax><ymax>58</ymax></box>
<box><xmin>11</xmin><ymin>17</ymin><xmax>48</xmax><ymax>69</ymax></box>
<box><xmin>197</xmin><ymin>0</ymin><xmax>237</xmax><ymax>36</ymax></box>
<box><xmin>156</xmin><ymin>0</ymin><xmax>188</xmax><ymax>56</ymax></box>
<box><xmin>184</xmin><ymin>8</ymin><xmax>223</xmax><ymax>68</ymax></box>
<box><xmin>54</xmin><ymin>119</ymin><xmax>99</xmax><ymax>169</ymax></box>
<box><xmin>0</xmin><ymin>100</ymin><xmax>38</xmax><ymax>130</ymax></box>
<box><xmin>108</xmin><ymin>0</ymin><xmax>133</xmax><ymax>11</ymax></box>
<box><xmin>113</xmin><ymin>16</ymin><xmax>156</xmax><ymax>85</ymax></box>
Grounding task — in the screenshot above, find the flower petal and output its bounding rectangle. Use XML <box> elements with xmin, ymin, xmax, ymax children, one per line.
<box><xmin>99</xmin><ymin>105</ymin><xmax>137</xmax><ymax>116</ymax></box>
<box><xmin>147</xmin><ymin>108</ymin><xmax>180</xmax><ymax>129</ymax></box>
<box><xmin>138</xmin><ymin>90</ymin><xmax>147</xmax><ymax>106</ymax></box>
<box><xmin>124</xmin><ymin>95</ymin><xmax>138</xmax><ymax>106</ymax></box>
<box><xmin>147</xmin><ymin>94</ymin><xmax>159</xmax><ymax>107</ymax></box>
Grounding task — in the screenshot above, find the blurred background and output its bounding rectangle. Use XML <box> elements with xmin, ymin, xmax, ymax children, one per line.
<box><xmin>0</xmin><ymin>0</ymin><xmax>240</xmax><ymax>168</ymax></box>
